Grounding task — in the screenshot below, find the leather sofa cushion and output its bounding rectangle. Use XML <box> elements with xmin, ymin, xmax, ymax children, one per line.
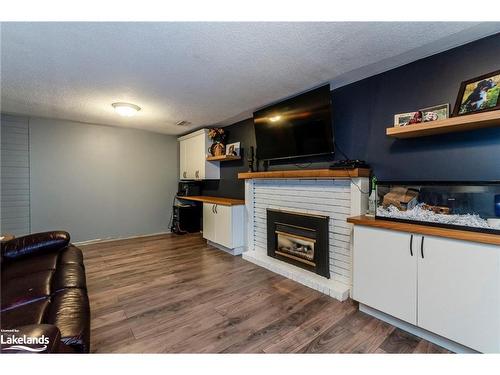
<box><xmin>52</xmin><ymin>263</ymin><xmax>87</xmax><ymax>291</ymax></box>
<box><xmin>1</xmin><ymin>299</ymin><xmax>50</xmax><ymax>329</ymax></box>
<box><xmin>1</xmin><ymin>252</ymin><xmax>59</xmax><ymax>280</ymax></box>
<box><xmin>1</xmin><ymin>270</ymin><xmax>54</xmax><ymax>311</ymax></box>
<box><xmin>58</xmin><ymin>245</ymin><xmax>84</xmax><ymax>267</ymax></box>
<box><xmin>46</xmin><ymin>288</ymin><xmax>90</xmax><ymax>353</ymax></box>
<box><xmin>2</xmin><ymin>231</ymin><xmax>70</xmax><ymax>261</ymax></box>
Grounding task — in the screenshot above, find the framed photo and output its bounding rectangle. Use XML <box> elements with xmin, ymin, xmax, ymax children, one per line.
<box><xmin>394</xmin><ymin>112</ymin><xmax>416</xmax><ymax>127</ymax></box>
<box><xmin>420</xmin><ymin>103</ymin><xmax>449</xmax><ymax>121</ymax></box>
<box><xmin>453</xmin><ymin>70</ymin><xmax>500</xmax><ymax>116</ymax></box>
<box><xmin>225</xmin><ymin>142</ymin><xmax>240</xmax><ymax>157</ymax></box>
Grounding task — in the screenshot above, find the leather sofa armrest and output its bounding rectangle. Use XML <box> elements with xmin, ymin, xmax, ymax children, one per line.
<box><xmin>1</xmin><ymin>231</ymin><xmax>70</xmax><ymax>261</ymax></box>
<box><xmin>0</xmin><ymin>324</ymin><xmax>62</xmax><ymax>353</ymax></box>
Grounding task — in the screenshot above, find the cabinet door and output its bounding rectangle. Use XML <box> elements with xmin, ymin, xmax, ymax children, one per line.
<box><xmin>202</xmin><ymin>203</ymin><xmax>215</xmax><ymax>242</ymax></box>
<box><xmin>185</xmin><ymin>137</ymin><xmax>197</xmax><ymax>179</ymax></box>
<box><xmin>418</xmin><ymin>236</ymin><xmax>500</xmax><ymax>352</ymax></box>
<box><xmin>190</xmin><ymin>133</ymin><xmax>205</xmax><ymax>180</ymax></box>
<box><xmin>179</xmin><ymin>139</ymin><xmax>188</xmax><ymax>179</ymax></box>
<box><xmin>214</xmin><ymin>204</ymin><xmax>232</xmax><ymax>248</ymax></box>
<box><xmin>352</xmin><ymin>226</ymin><xmax>417</xmax><ymax>324</ymax></box>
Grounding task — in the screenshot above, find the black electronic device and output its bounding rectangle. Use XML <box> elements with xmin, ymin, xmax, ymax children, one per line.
<box><xmin>253</xmin><ymin>84</ymin><xmax>334</xmax><ymax>161</ymax></box>
<box><xmin>177</xmin><ymin>181</ymin><xmax>201</xmax><ymax>197</ymax></box>
<box><xmin>329</xmin><ymin>159</ymin><xmax>370</xmax><ymax>170</ymax></box>
<box><xmin>171</xmin><ymin>204</ymin><xmax>201</xmax><ymax>234</ymax></box>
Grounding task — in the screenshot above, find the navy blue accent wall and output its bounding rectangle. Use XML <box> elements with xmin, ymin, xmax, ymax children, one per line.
<box><xmin>333</xmin><ymin>32</ymin><xmax>500</xmax><ymax>181</ymax></box>
<box><xmin>202</xmin><ymin>33</ymin><xmax>500</xmax><ymax>199</ymax></box>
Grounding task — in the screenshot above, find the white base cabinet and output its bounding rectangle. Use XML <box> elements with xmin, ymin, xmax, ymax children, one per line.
<box><xmin>203</xmin><ymin>203</ymin><xmax>245</xmax><ymax>250</ymax></box>
<box><xmin>352</xmin><ymin>225</ymin><xmax>500</xmax><ymax>353</ymax></box>
<box><xmin>352</xmin><ymin>227</ymin><xmax>417</xmax><ymax>325</ymax></box>
<box><xmin>417</xmin><ymin>235</ymin><xmax>500</xmax><ymax>353</ymax></box>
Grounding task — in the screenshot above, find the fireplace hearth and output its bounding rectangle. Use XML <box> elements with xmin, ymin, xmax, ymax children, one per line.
<box><xmin>267</xmin><ymin>209</ymin><xmax>330</xmax><ymax>278</ymax></box>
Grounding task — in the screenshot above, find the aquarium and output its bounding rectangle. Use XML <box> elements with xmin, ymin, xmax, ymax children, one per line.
<box><xmin>375</xmin><ymin>181</ymin><xmax>500</xmax><ymax>234</ymax></box>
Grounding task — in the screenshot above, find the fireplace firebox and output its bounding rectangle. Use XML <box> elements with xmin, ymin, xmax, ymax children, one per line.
<box><xmin>267</xmin><ymin>209</ymin><xmax>330</xmax><ymax>278</ymax></box>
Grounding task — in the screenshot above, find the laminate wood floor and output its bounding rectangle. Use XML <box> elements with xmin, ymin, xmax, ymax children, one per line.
<box><xmin>81</xmin><ymin>233</ymin><xmax>450</xmax><ymax>353</ymax></box>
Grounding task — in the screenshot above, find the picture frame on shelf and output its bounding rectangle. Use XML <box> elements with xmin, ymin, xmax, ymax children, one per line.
<box><xmin>453</xmin><ymin>70</ymin><xmax>500</xmax><ymax>117</ymax></box>
<box><xmin>225</xmin><ymin>142</ymin><xmax>240</xmax><ymax>157</ymax></box>
<box><xmin>394</xmin><ymin>112</ymin><xmax>417</xmax><ymax>127</ymax></box>
<box><xmin>420</xmin><ymin>103</ymin><xmax>449</xmax><ymax>121</ymax></box>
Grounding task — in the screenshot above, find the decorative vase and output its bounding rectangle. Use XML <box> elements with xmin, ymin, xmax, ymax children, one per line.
<box><xmin>209</xmin><ymin>142</ymin><xmax>225</xmax><ymax>156</ymax></box>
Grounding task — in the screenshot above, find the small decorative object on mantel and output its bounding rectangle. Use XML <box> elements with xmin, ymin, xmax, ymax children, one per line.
<box><xmin>453</xmin><ymin>70</ymin><xmax>500</xmax><ymax>117</ymax></box>
<box><xmin>247</xmin><ymin>146</ymin><xmax>255</xmax><ymax>172</ymax></box>
<box><xmin>208</xmin><ymin>128</ymin><xmax>227</xmax><ymax>156</ymax></box>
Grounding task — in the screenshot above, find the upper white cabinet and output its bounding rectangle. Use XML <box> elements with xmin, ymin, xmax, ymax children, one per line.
<box><xmin>352</xmin><ymin>225</ymin><xmax>500</xmax><ymax>353</ymax></box>
<box><xmin>178</xmin><ymin>129</ymin><xmax>220</xmax><ymax>180</ymax></box>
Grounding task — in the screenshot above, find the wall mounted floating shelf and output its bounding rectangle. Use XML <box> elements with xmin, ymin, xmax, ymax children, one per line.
<box><xmin>386</xmin><ymin>109</ymin><xmax>500</xmax><ymax>139</ymax></box>
<box><xmin>206</xmin><ymin>155</ymin><xmax>241</xmax><ymax>162</ymax></box>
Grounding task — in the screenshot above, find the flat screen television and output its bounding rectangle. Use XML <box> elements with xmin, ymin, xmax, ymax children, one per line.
<box><xmin>253</xmin><ymin>84</ymin><xmax>334</xmax><ymax>161</ymax></box>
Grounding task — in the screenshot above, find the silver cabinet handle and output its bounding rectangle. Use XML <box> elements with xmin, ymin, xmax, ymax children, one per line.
<box><xmin>215</xmin><ymin>204</ymin><xmax>218</xmax><ymax>214</ymax></box>
<box><xmin>195</xmin><ymin>170</ymin><xmax>199</xmax><ymax>179</ymax></box>
<box><xmin>409</xmin><ymin>235</ymin><xmax>413</xmax><ymax>257</ymax></box>
<box><xmin>212</xmin><ymin>204</ymin><xmax>215</xmax><ymax>214</ymax></box>
<box><xmin>183</xmin><ymin>171</ymin><xmax>186</xmax><ymax>178</ymax></box>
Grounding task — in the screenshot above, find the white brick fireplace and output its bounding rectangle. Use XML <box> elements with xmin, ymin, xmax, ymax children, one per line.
<box><xmin>242</xmin><ymin>175</ymin><xmax>368</xmax><ymax>301</ymax></box>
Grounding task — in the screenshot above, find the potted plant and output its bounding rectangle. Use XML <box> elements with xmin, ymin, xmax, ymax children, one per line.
<box><xmin>208</xmin><ymin>128</ymin><xmax>227</xmax><ymax>156</ymax></box>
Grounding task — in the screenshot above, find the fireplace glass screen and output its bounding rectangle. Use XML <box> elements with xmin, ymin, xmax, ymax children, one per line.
<box><xmin>276</xmin><ymin>231</ymin><xmax>316</xmax><ymax>267</ymax></box>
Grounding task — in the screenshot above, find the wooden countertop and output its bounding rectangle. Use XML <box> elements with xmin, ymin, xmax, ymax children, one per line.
<box><xmin>238</xmin><ymin>168</ymin><xmax>370</xmax><ymax>180</ymax></box>
<box><xmin>177</xmin><ymin>195</ymin><xmax>245</xmax><ymax>206</ymax></box>
<box><xmin>347</xmin><ymin>215</ymin><xmax>500</xmax><ymax>246</ymax></box>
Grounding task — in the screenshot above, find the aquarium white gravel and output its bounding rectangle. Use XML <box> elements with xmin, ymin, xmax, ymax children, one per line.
<box><xmin>377</xmin><ymin>203</ymin><xmax>494</xmax><ymax>229</ymax></box>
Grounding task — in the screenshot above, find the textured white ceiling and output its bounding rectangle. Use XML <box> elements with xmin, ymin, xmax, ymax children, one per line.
<box><xmin>1</xmin><ymin>22</ymin><xmax>499</xmax><ymax>134</ymax></box>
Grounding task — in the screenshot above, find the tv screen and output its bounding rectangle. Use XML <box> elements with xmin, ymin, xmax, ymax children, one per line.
<box><xmin>253</xmin><ymin>85</ymin><xmax>334</xmax><ymax>161</ymax></box>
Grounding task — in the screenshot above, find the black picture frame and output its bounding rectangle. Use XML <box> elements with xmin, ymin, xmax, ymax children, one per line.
<box><xmin>452</xmin><ymin>69</ymin><xmax>500</xmax><ymax>117</ymax></box>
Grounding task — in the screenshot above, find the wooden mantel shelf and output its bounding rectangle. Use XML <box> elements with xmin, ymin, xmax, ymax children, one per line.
<box><xmin>386</xmin><ymin>109</ymin><xmax>500</xmax><ymax>139</ymax></box>
<box><xmin>177</xmin><ymin>195</ymin><xmax>245</xmax><ymax>206</ymax></box>
<box><xmin>238</xmin><ymin>168</ymin><xmax>370</xmax><ymax>180</ymax></box>
<box><xmin>347</xmin><ymin>215</ymin><xmax>500</xmax><ymax>246</ymax></box>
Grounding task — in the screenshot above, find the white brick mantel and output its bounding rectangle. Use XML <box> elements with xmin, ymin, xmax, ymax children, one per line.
<box><xmin>242</xmin><ymin>177</ymin><xmax>369</xmax><ymax>301</ymax></box>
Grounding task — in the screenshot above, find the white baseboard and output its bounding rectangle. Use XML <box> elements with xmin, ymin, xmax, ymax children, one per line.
<box><xmin>74</xmin><ymin>231</ymin><xmax>171</xmax><ymax>246</ymax></box>
<box><xmin>359</xmin><ymin>303</ymin><xmax>478</xmax><ymax>354</ymax></box>
<box><xmin>207</xmin><ymin>240</ymin><xmax>245</xmax><ymax>256</ymax></box>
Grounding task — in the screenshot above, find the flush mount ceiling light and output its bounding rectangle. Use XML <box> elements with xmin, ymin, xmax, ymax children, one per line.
<box><xmin>112</xmin><ymin>102</ymin><xmax>141</xmax><ymax>117</ymax></box>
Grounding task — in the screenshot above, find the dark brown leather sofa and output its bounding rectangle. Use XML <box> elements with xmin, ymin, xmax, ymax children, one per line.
<box><xmin>1</xmin><ymin>231</ymin><xmax>90</xmax><ymax>353</ymax></box>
